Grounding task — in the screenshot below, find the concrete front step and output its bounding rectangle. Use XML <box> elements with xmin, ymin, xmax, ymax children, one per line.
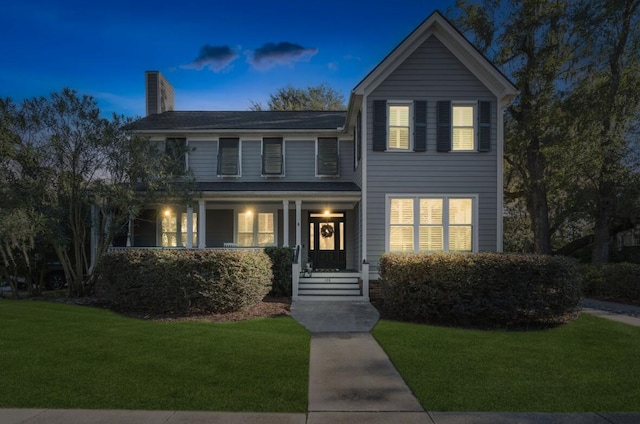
<box><xmin>299</xmin><ymin>283</ymin><xmax>360</xmax><ymax>290</ymax></box>
<box><xmin>299</xmin><ymin>289</ymin><xmax>361</xmax><ymax>296</ymax></box>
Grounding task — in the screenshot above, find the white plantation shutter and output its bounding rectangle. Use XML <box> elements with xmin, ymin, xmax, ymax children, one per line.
<box><xmin>388</xmin><ymin>197</ymin><xmax>474</xmax><ymax>253</ymax></box>
<box><xmin>449</xmin><ymin>198</ymin><xmax>472</xmax><ymax>251</ymax></box>
<box><xmin>419</xmin><ymin>226</ymin><xmax>443</xmax><ymax>251</ymax></box>
<box><xmin>449</xmin><ymin>227</ymin><xmax>472</xmax><ymax>251</ymax></box>
<box><xmin>449</xmin><ymin>199</ymin><xmax>472</xmax><ymax>224</ymax></box>
<box><xmin>388</xmin><ymin>105</ymin><xmax>410</xmax><ymax>149</ymax></box>
<box><xmin>390</xmin><ymin>226</ymin><xmax>414</xmax><ymax>252</ymax></box>
<box><xmin>390</xmin><ymin>198</ymin><xmax>413</xmax><ymax>224</ymax></box>
<box><xmin>390</xmin><ymin>198</ymin><xmax>414</xmax><ymax>251</ymax></box>
<box><xmin>452</xmin><ymin>106</ymin><xmax>474</xmax><ymax>150</ymax></box>
<box><xmin>419</xmin><ymin>199</ymin><xmax>443</xmax><ymax>251</ymax></box>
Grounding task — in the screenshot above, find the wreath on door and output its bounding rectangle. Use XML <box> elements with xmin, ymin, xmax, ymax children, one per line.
<box><xmin>320</xmin><ymin>224</ymin><xmax>334</xmax><ymax>238</ymax></box>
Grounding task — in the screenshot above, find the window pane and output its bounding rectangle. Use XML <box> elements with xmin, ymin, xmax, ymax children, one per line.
<box><xmin>258</xmin><ymin>213</ymin><xmax>274</xmax><ymax>247</ymax></box>
<box><xmin>389</xmin><ymin>105</ymin><xmax>409</xmax><ymax>126</ymax></box>
<box><xmin>420</xmin><ymin>199</ymin><xmax>442</xmax><ymax>224</ymax></box>
<box><xmin>453</xmin><ymin>106</ymin><xmax>473</xmax><ymax>126</ymax></box>
<box><xmin>419</xmin><ymin>226</ymin><xmax>443</xmax><ymax>251</ymax></box>
<box><xmin>389</xmin><ymin>127</ymin><xmax>409</xmax><ymax>149</ymax></box>
<box><xmin>309</xmin><ymin>223</ymin><xmax>314</xmax><ymax>250</ymax></box>
<box><xmin>237</xmin><ymin>233</ymin><xmax>254</xmax><ymax>247</ymax></box>
<box><xmin>317</xmin><ymin>137</ymin><xmax>338</xmax><ymax>176</ymax></box>
<box><xmin>263</xmin><ymin>138</ymin><xmax>283</xmax><ymax>175</ymax></box>
<box><xmin>390</xmin><ymin>226</ymin><xmax>414</xmax><ymax>252</ymax></box>
<box><xmin>161</xmin><ymin>211</ymin><xmax>177</xmax><ymax>247</ymax></box>
<box><xmin>219</xmin><ymin>138</ymin><xmax>239</xmax><ymax>175</ymax></box>
<box><xmin>319</xmin><ymin>223</ymin><xmax>335</xmax><ymax>250</ymax></box>
<box><xmin>449</xmin><ymin>226</ymin><xmax>472</xmax><ymax>251</ymax></box>
<box><xmin>449</xmin><ymin>199</ymin><xmax>472</xmax><ymax>224</ymax></box>
<box><xmin>258</xmin><ymin>233</ymin><xmax>275</xmax><ymax>246</ymax></box>
<box><xmin>339</xmin><ymin>222</ymin><xmax>344</xmax><ymax>251</ymax></box>
<box><xmin>453</xmin><ymin>128</ymin><xmax>474</xmax><ymax>150</ymax></box>
<box><xmin>180</xmin><ymin>213</ymin><xmax>198</xmax><ymax>246</ymax></box>
<box><xmin>237</xmin><ymin>212</ymin><xmax>254</xmax><ymax>246</ymax></box>
<box><xmin>390</xmin><ymin>199</ymin><xmax>413</xmax><ymax>225</ymax></box>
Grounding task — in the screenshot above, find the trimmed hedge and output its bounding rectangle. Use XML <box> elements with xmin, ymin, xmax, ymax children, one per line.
<box><xmin>264</xmin><ymin>246</ymin><xmax>293</xmax><ymax>297</ymax></box>
<box><xmin>379</xmin><ymin>252</ymin><xmax>581</xmax><ymax>329</ymax></box>
<box><xmin>96</xmin><ymin>249</ymin><xmax>272</xmax><ymax>314</ymax></box>
<box><xmin>581</xmin><ymin>263</ymin><xmax>640</xmax><ymax>304</ymax></box>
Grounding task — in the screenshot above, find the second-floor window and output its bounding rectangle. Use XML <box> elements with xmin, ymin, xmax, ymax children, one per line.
<box><xmin>452</xmin><ymin>104</ymin><xmax>475</xmax><ymax>151</ymax></box>
<box><xmin>388</xmin><ymin>103</ymin><xmax>411</xmax><ymax>150</ymax></box>
<box><xmin>218</xmin><ymin>138</ymin><xmax>240</xmax><ymax>176</ymax></box>
<box><xmin>262</xmin><ymin>137</ymin><xmax>284</xmax><ymax>176</ymax></box>
<box><xmin>165</xmin><ymin>138</ymin><xmax>186</xmax><ymax>173</ymax></box>
<box><xmin>317</xmin><ymin>137</ymin><xmax>339</xmax><ymax>177</ymax></box>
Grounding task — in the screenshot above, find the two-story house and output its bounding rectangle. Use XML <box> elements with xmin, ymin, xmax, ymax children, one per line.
<box><xmin>112</xmin><ymin>11</ymin><xmax>517</xmax><ymax>301</ymax></box>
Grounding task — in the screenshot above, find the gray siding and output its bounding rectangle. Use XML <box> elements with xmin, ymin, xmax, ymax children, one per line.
<box><xmin>366</xmin><ymin>34</ymin><xmax>499</xmax><ymax>273</ymax></box>
<box><xmin>189</xmin><ymin>140</ymin><xmax>217</xmax><ymax>181</ymax></box>
<box><xmin>187</xmin><ymin>137</ymin><xmax>355</xmax><ymax>183</ymax></box>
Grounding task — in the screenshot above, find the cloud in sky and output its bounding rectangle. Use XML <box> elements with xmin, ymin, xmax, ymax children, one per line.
<box><xmin>182</xmin><ymin>45</ymin><xmax>239</xmax><ymax>72</ymax></box>
<box><xmin>247</xmin><ymin>42</ymin><xmax>318</xmax><ymax>70</ymax></box>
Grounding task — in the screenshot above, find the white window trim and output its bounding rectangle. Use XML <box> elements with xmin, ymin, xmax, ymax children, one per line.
<box><xmin>385</xmin><ymin>194</ymin><xmax>479</xmax><ymax>253</ymax></box>
<box><xmin>315</xmin><ymin>137</ymin><xmax>340</xmax><ymax>178</ymax></box>
<box><xmin>217</xmin><ymin>138</ymin><xmax>242</xmax><ymax>178</ymax></box>
<box><xmin>451</xmin><ymin>101</ymin><xmax>477</xmax><ymax>152</ymax></box>
<box><xmin>387</xmin><ymin>100</ymin><xmax>413</xmax><ymax>151</ymax></box>
<box><xmin>261</xmin><ymin>137</ymin><xmax>285</xmax><ymax>177</ymax></box>
<box><xmin>234</xmin><ymin>208</ymin><xmax>278</xmax><ymax>247</ymax></box>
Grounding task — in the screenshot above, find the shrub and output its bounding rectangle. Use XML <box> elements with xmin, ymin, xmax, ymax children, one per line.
<box><xmin>264</xmin><ymin>246</ymin><xmax>293</xmax><ymax>297</ymax></box>
<box><xmin>378</xmin><ymin>252</ymin><xmax>581</xmax><ymax>329</ymax></box>
<box><xmin>96</xmin><ymin>249</ymin><xmax>272</xmax><ymax>314</ymax></box>
<box><xmin>581</xmin><ymin>263</ymin><xmax>640</xmax><ymax>304</ymax></box>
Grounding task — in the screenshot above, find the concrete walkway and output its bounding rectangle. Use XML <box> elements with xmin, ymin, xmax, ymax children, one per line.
<box><xmin>582</xmin><ymin>298</ymin><xmax>640</xmax><ymax>327</ymax></box>
<box><xmin>2</xmin><ymin>299</ymin><xmax>640</xmax><ymax>424</ymax></box>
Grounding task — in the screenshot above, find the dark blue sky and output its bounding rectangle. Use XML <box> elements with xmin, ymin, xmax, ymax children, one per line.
<box><xmin>1</xmin><ymin>0</ymin><xmax>455</xmax><ymax>117</ymax></box>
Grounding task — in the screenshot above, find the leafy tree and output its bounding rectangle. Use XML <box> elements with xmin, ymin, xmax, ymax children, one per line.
<box><xmin>560</xmin><ymin>0</ymin><xmax>640</xmax><ymax>262</ymax></box>
<box><xmin>3</xmin><ymin>89</ymin><xmax>193</xmax><ymax>296</ymax></box>
<box><xmin>455</xmin><ymin>0</ymin><xmax>579</xmax><ymax>254</ymax></box>
<box><xmin>250</xmin><ymin>83</ymin><xmax>346</xmax><ymax>111</ymax></box>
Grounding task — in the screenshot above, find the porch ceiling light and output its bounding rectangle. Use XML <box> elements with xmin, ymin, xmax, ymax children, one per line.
<box><xmin>324</xmin><ymin>209</ymin><xmax>330</xmax><ymax>216</ymax></box>
<box><xmin>246</xmin><ymin>209</ymin><xmax>253</xmax><ymax>216</ymax></box>
<box><xmin>163</xmin><ymin>209</ymin><xmax>171</xmax><ymax>217</ymax></box>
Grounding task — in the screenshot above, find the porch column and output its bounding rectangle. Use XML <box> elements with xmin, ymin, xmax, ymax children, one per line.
<box><xmin>186</xmin><ymin>205</ymin><xmax>194</xmax><ymax>248</ymax></box>
<box><xmin>295</xmin><ymin>200</ymin><xmax>302</xmax><ymax>247</ymax></box>
<box><xmin>282</xmin><ymin>200</ymin><xmax>289</xmax><ymax>247</ymax></box>
<box><xmin>198</xmin><ymin>199</ymin><xmax>206</xmax><ymax>248</ymax></box>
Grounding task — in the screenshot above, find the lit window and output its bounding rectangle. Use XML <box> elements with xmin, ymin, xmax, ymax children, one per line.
<box><xmin>237</xmin><ymin>211</ymin><xmax>275</xmax><ymax>247</ymax></box>
<box><xmin>389</xmin><ymin>198</ymin><xmax>414</xmax><ymax>252</ymax></box>
<box><xmin>388</xmin><ymin>196</ymin><xmax>474</xmax><ymax>253</ymax></box>
<box><xmin>388</xmin><ymin>104</ymin><xmax>410</xmax><ymax>150</ymax></box>
<box><xmin>237</xmin><ymin>212</ymin><xmax>254</xmax><ymax>247</ymax></box>
<box><xmin>161</xmin><ymin>210</ymin><xmax>197</xmax><ymax>247</ymax></box>
<box><xmin>452</xmin><ymin>105</ymin><xmax>475</xmax><ymax>150</ymax></box>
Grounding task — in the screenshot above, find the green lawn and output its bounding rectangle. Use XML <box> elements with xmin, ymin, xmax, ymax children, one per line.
<box><xmin>0</xmin><ymin>300</ymin><xmax>309</xmax><ymax>412</ymax></box>
<box><xmin>373</xmin><ymin>314</ymin><xmax>640</xmax><ymax>412</ymax></box>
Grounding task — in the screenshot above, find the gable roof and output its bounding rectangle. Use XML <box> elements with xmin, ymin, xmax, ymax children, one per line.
<box><xmin>128</xmin><ymin>110</ymin><xmax>346</xmax><ymax>133</ymax></box>
<box><xmin>352</xmin><ymin>10</ymin><xmax>517</xmax><ymax>103</ymax></box>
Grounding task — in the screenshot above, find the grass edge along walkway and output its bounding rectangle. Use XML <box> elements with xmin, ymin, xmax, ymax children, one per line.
<box><xmin>373</xmin><ymin>313</ymin><xmax>640</xmax><ymax>412</ymax></box>
<box><xmin>0</xmin><ymin>300</ymin><xmax>309</xmax><ymax>412</ymax></box>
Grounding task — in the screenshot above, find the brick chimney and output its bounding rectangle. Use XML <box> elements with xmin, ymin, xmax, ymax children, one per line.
<box><xmin>145</xmin><ymin>71</ymin><xmax>174</xmax><ymax>116</ymax></box>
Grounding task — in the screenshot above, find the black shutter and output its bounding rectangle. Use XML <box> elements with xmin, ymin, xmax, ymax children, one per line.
<box><xmin>218</xmin><ymin>138</ymin><xmax>239</xmax><ymax>176</ymax></box>
<box><xmin>262</xmin><ymin>138</ymin><xmax>283</xmax><ymax>175</ymax></box>
<box><xmin>373</xmin><ymin>100</ymin><xmax>386</xmax><ymax>151</ymax></box>
<box><xmin>317</xmin><ymin>137</ymin><xmax>339</xmax><ymax>176</ymax></box>
<box><xmin>414</xmin><ymin>100</ymin><xmax>427</xmax><ymax>152</ymax></box>
<box><xmin>478</xmin><ymin>101</ymin><xmax>491</xmax><ymax>152</ymax></box>
<box><xmin>436</xmin><ymin>101</ymin><xmax>451</xmax><ymax>152</ymax></box>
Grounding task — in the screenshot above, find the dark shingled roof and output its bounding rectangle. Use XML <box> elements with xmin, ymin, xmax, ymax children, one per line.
<box><xmin>195</xmin><ymin>182</ymin><xmax>360</xmax><ymax>193</ymax></box>
<box><xmin>129</xmin><ymin>111</ymin><xmax>347</xmax><ymax>131</ymax></box>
